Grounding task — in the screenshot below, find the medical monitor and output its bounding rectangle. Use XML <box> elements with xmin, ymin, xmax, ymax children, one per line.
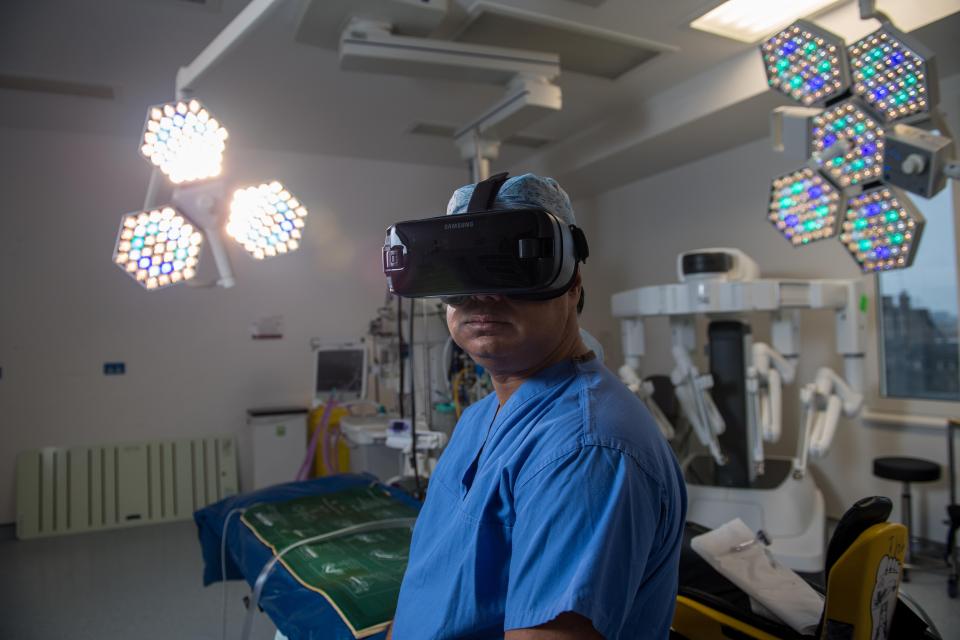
<box><xmin>314</xmin><ymin>341</ymin><xmax>367</xmax><ymax>403</ymax></box>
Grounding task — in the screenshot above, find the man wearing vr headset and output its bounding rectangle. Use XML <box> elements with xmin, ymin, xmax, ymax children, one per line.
<box><xmin>384</xmin><ymin>174</ymin><xmax>686</xmax><ymax>639</ymax></box>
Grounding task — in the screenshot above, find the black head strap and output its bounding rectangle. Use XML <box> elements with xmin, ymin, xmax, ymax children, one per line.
<box><xmin>466</xmin><ymin>172</ymin><xmax>510</xmax><ymax>213</ymax></box>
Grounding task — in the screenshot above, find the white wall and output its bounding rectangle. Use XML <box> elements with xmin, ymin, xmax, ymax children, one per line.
<box><xmin>0</xmin><ymin>125</ymin><xmax>466</xmax><ymax>524</ymax></box>
<box><xmin>579</xmin><ymin>77</ymin><xmax>960</xmax><ymax>543</ymax></box>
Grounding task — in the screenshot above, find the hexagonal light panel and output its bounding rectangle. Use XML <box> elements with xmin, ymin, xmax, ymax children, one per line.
<box><xmin>140</xmin><ymin>99</ymin><xmax>228</xmax><ymax>184</ymax></box>
<box><xmin>810</xmin><ymin>100</ymin><xmax>885</xmax><ymax>188</ymax></box>
<box><xmin>113</xmin><ymin>206</ymin><xmax>203</xmax><ymax>290</ymax></box>
<box><xmin>768</xmin><ymin>167</ymin><xmax>841</xmax><ymax>246</ymax></box>
<box><xmin>760</xmin><ymin>20</ymin><xmax>850</xmax><ymax>106</ymax></box>
<box><xmin>840</xmin><ymin>186</ymin><xmax>925</xmax><ymax>272</ymax></box>
<box><xmin>848</xmin><ymin>24</ymin><xmax>937</xmax><ymax>123</ymax></box>
<box><xmin>226</xmin><ymin>181</ymin><xmax>307</xmax><ymax>260</ymax></box>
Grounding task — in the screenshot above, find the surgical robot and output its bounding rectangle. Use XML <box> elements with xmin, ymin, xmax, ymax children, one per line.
<box><xmin>613</xmin><ymin>248</ymin><xmax>866</xmax><ymax>572</ymax></box>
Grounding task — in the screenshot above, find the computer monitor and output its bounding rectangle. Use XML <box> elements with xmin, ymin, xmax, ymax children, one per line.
<box><xmin>314</xmin><ymin>341</ymin><xmax>367</xmax><ymax>403</ymax></box>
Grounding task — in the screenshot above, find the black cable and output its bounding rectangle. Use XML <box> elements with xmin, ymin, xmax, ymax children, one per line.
<box><xmin>408</xmin><ymin>299</ymin><xmax>423</xmax><ymax>499</ymax></box>
<box><xmin>396</xmin><ymin>295</ymin><xmax>404</xmax><ymax>419</ymax></box>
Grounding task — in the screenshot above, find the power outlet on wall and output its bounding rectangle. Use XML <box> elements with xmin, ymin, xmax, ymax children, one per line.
<box><xmin>103</xmin><ymin>362</ymin><xmax>126</xmax><ymax>375</ymax></box>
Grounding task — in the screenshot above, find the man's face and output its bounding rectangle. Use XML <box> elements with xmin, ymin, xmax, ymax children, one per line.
<box><xmin>446</xmin><ymin>278</ymin><xmax>581</xmax><ymax>375</ymax></box>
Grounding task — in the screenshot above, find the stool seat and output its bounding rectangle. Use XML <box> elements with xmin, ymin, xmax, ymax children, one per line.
<box><xmin>874</xmin><ymin>456</ymin><xmax>941</xmax><ymax>483</ymax></box>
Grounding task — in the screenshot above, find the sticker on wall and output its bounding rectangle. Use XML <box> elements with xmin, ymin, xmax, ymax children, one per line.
<box><xmin>251</xmin><ymin>315</ymin><xmax>284</xmax><ymax>340</ymax></box>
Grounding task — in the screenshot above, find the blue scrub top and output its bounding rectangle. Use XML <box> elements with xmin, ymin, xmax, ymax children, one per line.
<box><xmin>392</xmin><ymin>354</ymin><xmax>687</xmax><ymax>639</ymax></box>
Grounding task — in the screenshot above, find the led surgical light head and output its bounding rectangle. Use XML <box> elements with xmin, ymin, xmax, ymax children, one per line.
<box><xmin>226</xmin><ymin>181</ymin><xmax>307</xmax><ymax>260</ymax></box>
<box><xmin>113</xmin><ymin>206</ymin><xmax>203</xmax><ymax>290</ymax></box>
<box><xmin>810</xmin><ymin>99</ymin><xmax>885</xmax><ymax>188</ymax></box>
<box><xmin>383</xmin><ymin>173</ymin><xmax>589</xmax><ymax>301</ymax></box>
<box><xmin>848</xmin><ymin>24</ymin><xmax>938</xmax><ymax>124</ymax></box>
<box><xmin>761</xmin><ymin>20</ymin><xmax>850</xmax><ymax>107</ymax></box>
<box><xmin>839</xmin><ymin>185</ymin><xmax>925</xmax><ymax>272</ymax></box>
<box><xmin>139</xmin><ymin>99</ymin><xmax>228</xmax><ymax>185</ymax></box>
<box><xmin>768</xmin><ymin>167</ymin><xmax>841</xmax><ymax>246</ymax></box>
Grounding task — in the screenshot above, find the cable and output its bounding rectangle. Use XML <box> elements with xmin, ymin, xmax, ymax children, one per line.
<box><xmin>408</xmin><ymin>299</ymin><xmax>422</xmax><ymax>499</ymax></box>
<box><xmin>396</xmin><ymin>296</ymin><xmax>405</xmax><ymax>419</ymax></box>
<box><xmin>239</xmin><ymin>517</ymin><xmax>418</xmax><ymax>640</ymax></box>
<box><xmin>220</xmin><ymin>507</ymin><xmax>247</xmax><ymax>640</ymax></box>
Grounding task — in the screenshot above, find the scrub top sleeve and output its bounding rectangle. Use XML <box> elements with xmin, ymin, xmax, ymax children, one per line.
<box><xmin>504</xmin><ymin>445</ymin><xmax>663</xmax><ymax>638</ymax></box>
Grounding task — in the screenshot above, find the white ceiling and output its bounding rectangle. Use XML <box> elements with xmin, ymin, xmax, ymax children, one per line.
<box><xmin>1</xmin><ymin>0</ymin><xmax>958</xmax><ymax>192</ymax></box>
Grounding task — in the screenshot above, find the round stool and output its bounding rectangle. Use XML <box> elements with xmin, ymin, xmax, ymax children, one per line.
<box><xmin>873</xmin><ymin>456</ymin><xmax>941</xmax><ymax>580</ymax></box>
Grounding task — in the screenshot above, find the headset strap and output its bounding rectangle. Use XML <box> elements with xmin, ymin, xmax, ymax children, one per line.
<box><xmin>466</xmin><ymin>172</ymin><xmax>510</xmax><ymax>212</ymax></box>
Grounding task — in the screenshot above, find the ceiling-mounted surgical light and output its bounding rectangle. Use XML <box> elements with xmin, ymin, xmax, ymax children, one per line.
<box><xmin>768</xmin><ymin>167</ymin><xmax>841</xmax><ymax>246</ymax></box>
<box><xmin>848</xmin><ymin>24</ymin><xmax>938</xmax><ymax>124</ymax></box>
<box><xmin>810</xmin><ymin>100</ymin><xmax>885</xmax><ymax>188</ymax></box>
<box><xmin>839</xmin><ymin>186</ymin><xmax>924</xmax><ymax>272</ymax></box>
<box><xmin>113</xmin><ymin>206</ymin><xmax>203</xmax><ymax>290</ymax></box>
<box><xmin>140</xmin><ymin>99</ymin><xmax>228</xmax><ymax>185</ymax></box>
<box><xmin>761</xmin><ymin>20</ymin><xmax>850</xmax><ymax>106</ymax></box>
<box><xmin>226</xmin><ymin>181</ymin><xmax>307</xmax><ymax>259</ymax></box>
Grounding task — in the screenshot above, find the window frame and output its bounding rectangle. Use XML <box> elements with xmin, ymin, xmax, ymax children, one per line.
<box><xmin>864</xmin><ymin>181</ymin><xmax>960</xmax><ymax>420</ymax></box>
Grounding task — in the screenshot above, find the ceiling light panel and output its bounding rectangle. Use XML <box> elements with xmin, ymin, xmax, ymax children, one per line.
<box><xmin>691</xmin><ymin>0</ymin><xmax>844</xmax><ymax>43</ymax></box>
<box><xmin>113</xmin><ymin>207</ymin><xmax>203</xmax><ymax>290</ymax></box>
<box><xmin>760</xmin><ymin>20</ymin><xmax>849</xmax><ymax>106</ymax></box>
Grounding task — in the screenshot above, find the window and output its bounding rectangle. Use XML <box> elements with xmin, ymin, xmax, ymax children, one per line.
<box><xmin>877</xmin><ymin>183</ymin><xmax>960</xmax><ymax>401</ymax></box>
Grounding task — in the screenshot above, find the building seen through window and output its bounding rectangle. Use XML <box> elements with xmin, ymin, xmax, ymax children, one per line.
<box><xmin>878</xmin><ymin>184</ymin><xmax>960</xmax><ymax>401</ymax></box>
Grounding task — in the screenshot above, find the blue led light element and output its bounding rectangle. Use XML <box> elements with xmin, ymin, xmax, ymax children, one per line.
<box><xmin>760</xmin><ymin>20</ymin><xmax>850</xmax><ymax>106</ymax></box>
<box><xmin>768</xmin><ymin>167</ymin><xmax>840</xmax><ymax>246</ymax></box>
<box><xmin>139</xmin><ymin>99</ymin><xmax>228</xmax><ymax>184</ymax></box>
<box><xmin>840</xmin><ymin>186</ymin><xmax>925</xmax><ymax>271</ymax></box>
<box><xmin>113</xmin><ymin>207</ymin><xmax>203</xmax><ymax>290</ymax></box>
<box><xmin>226</xmin><ymin>181</ymin><xmax>307</xmax><ymax>259</ymax></box>
<box><xmin>848</xmin><ymin>25</ymin><xmax>938</xmax><ymax>123</ymax></box>
<box><xmin>810</xmin><ymin>99</ymin><xmax>885</xmax><ymax>188</ymax></box>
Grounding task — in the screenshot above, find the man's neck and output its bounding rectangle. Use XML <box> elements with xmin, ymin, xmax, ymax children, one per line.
<box><xmin>488</xmin><ymin>329</ymin><xmax>590</xmax><ymax>406</ymax></box>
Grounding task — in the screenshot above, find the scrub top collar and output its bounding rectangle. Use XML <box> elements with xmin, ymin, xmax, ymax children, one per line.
<box><xmin>471</xmin><ymin>350</ymin><xmax>597</xmax><ymax>446</ymax></box>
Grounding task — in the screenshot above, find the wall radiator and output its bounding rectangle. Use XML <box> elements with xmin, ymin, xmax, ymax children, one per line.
<box><xmin>15</xmin><ymin>436</ymin><xmax>238</xmax><ymax>539</ymax></box>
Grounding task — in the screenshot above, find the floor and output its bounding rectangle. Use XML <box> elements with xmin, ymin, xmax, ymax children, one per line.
<box><xmin>0</xmin><ymin>521</ymin><xmax>277</xmax><ymax>640</ymax></box>
<box><xmin>0</xmin><ymin>521</ymin><xmax>957</xmax><ymax>639</ymax></box>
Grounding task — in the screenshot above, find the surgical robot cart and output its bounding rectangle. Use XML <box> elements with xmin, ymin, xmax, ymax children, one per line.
<box><xmin>614</xmin><ymin>248</ymin><xmax>866</xmax><ymax>572</ymax></box>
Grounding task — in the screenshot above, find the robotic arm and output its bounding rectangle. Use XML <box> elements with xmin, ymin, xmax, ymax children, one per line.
<box><xmin>671</xmin><ymin>344</ymin><xmax>727</xmax><ymax>465</ymax></box>
<box><xmin>794</xmin><ymin>367</ymin><xmax>864</xmax><ymax>477</ymax></box>
<box><xmin>751</xmin><ymin>343</ymin><xmax>797</xmax><ymax>443</ymax></box>
<box><xmin>619</xmin><ymin>365</ymin><xmax>676</xmax><ymax>440</ymax></box>
<box><xmin>745</xmin><ymin>342</ymin><xmax>797</xmax><ymax>474</ymax></box>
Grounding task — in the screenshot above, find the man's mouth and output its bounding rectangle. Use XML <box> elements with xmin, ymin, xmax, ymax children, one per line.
<box><xmin>464</xmin><ymin>315</ymin><xmax>508</xmax><ymax>325</ymax></box>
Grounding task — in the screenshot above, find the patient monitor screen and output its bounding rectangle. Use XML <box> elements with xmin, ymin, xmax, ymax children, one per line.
<box><xmin>315</xmin><ymin>348</ymin><xmax>365</xmax><ymax>400</ymax></box>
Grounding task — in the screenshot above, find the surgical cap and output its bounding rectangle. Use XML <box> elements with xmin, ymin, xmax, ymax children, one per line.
<box><xmin>446</xmin><ymin>173</ymin><xmax>577</xmax><ymax>225</ymax></box>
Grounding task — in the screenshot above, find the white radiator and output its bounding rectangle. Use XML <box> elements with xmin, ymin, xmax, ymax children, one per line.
<box><xmin>15</xmin><ymin>436</ymin><xmax>238</xmax><ymax>539</ymax></box>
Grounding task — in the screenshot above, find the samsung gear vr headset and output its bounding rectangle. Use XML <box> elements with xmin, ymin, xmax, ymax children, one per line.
<box><xmin>382</xmin><ymin>172</ymin><xmax>589</xmax><ymax>303</ymax></box>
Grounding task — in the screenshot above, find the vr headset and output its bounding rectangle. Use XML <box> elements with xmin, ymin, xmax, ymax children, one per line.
<box><xmin>382</xmin><ymin>172</ymin><xmax>589</xmax><ymax>302</ymax></box>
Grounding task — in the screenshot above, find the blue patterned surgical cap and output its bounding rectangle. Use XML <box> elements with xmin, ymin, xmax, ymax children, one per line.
<box><xmin>445</xmin><ymin>173</ymin><xmax>576</xmax><ymax>225</ymax></box>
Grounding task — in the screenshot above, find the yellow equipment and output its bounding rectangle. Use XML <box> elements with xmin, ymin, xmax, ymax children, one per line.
<box><xmin>308</xmin><ymin>404</ymin><xmax>350</xmax><ymax>476</ymax></box>
<box><xmin>672</xmin><ymin>496</ymin><xmax>938</xmax><ymax>640</ymax></box>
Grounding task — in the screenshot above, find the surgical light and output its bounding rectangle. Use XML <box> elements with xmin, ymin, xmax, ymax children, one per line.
<box><xmin>761</xmin><ymin>20</ymin><xmax>850</xmax><ymax>106</ymax></box>
<box><xmin>810</xmin><ymin>100</ymin><xmax>884</xmax><ymax>188</ymax></box>
<box><xmin>140</xmin><ymin>99</ymin><xmax>228</xmax><ymax>184</ymax></box>
<box><xmin>839</xmin><ymin>186</ymin><xmax>924</xmax><ymax>272</ymax></box>
<box><xmin>113</xmin><ymin>206</ymin><xmax>203</xmax><ymax>290</ymax></box>
<box><xmin>226</xmin><ymin>181</ymin><xmax>307</xmax><ymax>259</ymax></box>
<box><xmin>768</xmin><ymin>167</ymin><xmax>840</xmax><ymax>246</ymax></box>
<box><xmin>690</xmin><ymin>0</ymin><xmax>844</xmax><ymax>43</ymax></box>
<box><xmin>848</xmin><ymin>25</ymin><xmax>937</xmax><ymax>124</ymax></box>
